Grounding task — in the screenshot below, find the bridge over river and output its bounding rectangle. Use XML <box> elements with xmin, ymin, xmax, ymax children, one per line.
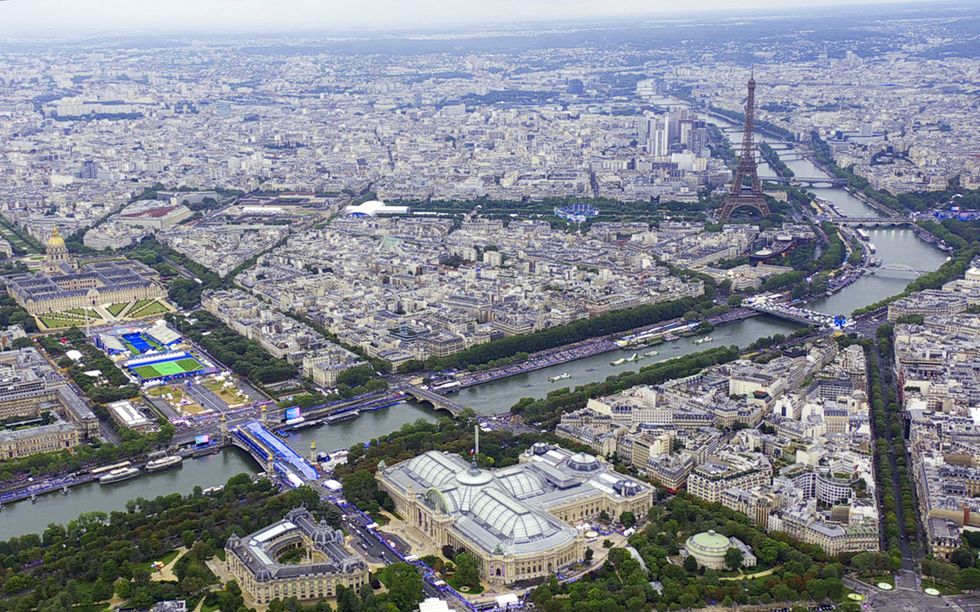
<box><xmin>763</xmin><ymin>176</ymin><xmax>848</xmax><ymax>187</ymax></box>
<box><xmin>230</xmin><ymin>420</ymin><xmax>320</xmax><ymax>487</ymax></box>
<box><xmin>745</xmin><ymin>299</ymin><xmax>849</xmax><ymax>329</ymax></box>
<box><xmin>834</xmin><ymin>216</ymin><xmax>912</xmax><ymax>227</ymax></box>
<box><xmin>401</xmin><ymin>384</ymin><xmax>468</xmax><ymax>416</ymax></box>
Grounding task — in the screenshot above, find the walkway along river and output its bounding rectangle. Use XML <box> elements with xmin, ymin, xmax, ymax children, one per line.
<box><xmin>0</xmin><ymin>118</ymin><xmax>949</xmax><ymax>540</ymax></box>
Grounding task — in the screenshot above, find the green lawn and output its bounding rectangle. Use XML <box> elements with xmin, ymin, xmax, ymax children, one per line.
<box><xmin>39</xmin><ymin>316</ymin><xmax>79</xmax><ymax>329</ymax></box>
<box><xmin>65</xmin><ymin>308</ymin><xmax>101</xmax><ymax>318</ymax></box>
<box><xmin>106</xmin><ymin>302</ymin><xmax>130</xmax><ymax>317</ymax></box>
<box><xmin>133</xmin><ymin>365</ymin><xmax>159</xmax><ymax>379</ymax></box>
<box><xmin>921</xmin><ymin>577</ymin><xmax>961</xmax><ymax>595</ymax></box>
<box><xmin>129</xmin><ymin>299</ymin><xmax>168</xmax><ymax>318</ymax></box>
<box><xmin>175</xmin><ymin>357</ymin><xmax>204</xmax><ymax>372</ymax></box>
<box><xmin>856</xmin><ymin>572</ymin><xmax>894</xmax><ymax>587</ymax></box>
<box><xmin>447</xmin><ymin>574</ymin><xmax>484</xmax><ymax>595</ymax></box>
<box><xmin>38</xmin><ymin>307</ymin><xmax>109</xmax><ymax>329</ymax></box>
<box><xmin>133</xmin><ymin>357</ymin><xmax>203</xmax><ymax>379</ymax></box>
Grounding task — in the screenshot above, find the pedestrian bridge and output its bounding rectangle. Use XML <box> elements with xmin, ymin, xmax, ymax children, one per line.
<box><xmin>230</xmin><ymin>420</ymin><xmax>319</xmax><ymax>486</ymax></box>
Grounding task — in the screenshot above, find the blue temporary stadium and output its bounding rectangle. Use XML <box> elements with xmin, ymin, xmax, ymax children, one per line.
<box><xmin>554</xmin><ymin>203</ymin><xmax>599</xmax><ymax>224</ymax></box>
<box><xmin>122</xmin><ymin>332</ymin><xmax>152</xmax><ymax>353</ymax></box>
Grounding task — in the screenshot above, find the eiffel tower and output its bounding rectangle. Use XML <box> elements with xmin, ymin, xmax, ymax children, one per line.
<box><xmin>719</xmin><ymin>75</ymin><xmax>770</xmax><ymax>221</ymax></box>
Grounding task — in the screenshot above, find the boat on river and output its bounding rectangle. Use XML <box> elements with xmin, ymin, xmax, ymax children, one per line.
<box><xmin>325</xmin><ymin>410</ymin><xmax>359</xmax><ymax>425</ymax></box>
<box><xmin>99</xmin><ymin>467</ymin><xmax>140</xmax><ymax>485</ymax></box>
<box><xmin>145</xmin><ymin>455</ymin><xmax>183</xmax><ymax>473</ymax></box>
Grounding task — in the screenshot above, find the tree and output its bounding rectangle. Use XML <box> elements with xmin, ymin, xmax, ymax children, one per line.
<box><xmin>382</xmin><ymin>563</ymin><xmax>424</xmax><ymax>611</ymax></box>
<box><xmin>454</xmin><ymin>552</ymin><xmax>481</xmax><ymax>589</ymax></box>
<box><xmin>620</xmin><ymin>511</ymin><xmax>636</xmax><ymax>529</ymax></box>
<box><xmin>849</xmin><ymin>551</ymin><xmax>877</xmax><ymax>572</ymax></box>
<box><xmin>342</xmin><ymin>470</ymin><xmax>381</xmax><ymax>513</ymax></box>
<box><xmin>958</xmin><ymin>567</ymin><xmax>980</xmax><ymax>591</ymax></box>
<box><xmin>724</xmin><ymin>547</ymin><xmax>744</xmax><ymax>571</ymax></box>
<box><xmin>337</xmin><ymin>585</ymin><xmax>361</xmax><ymax>612</ymax></box>
<box><xmin>952</xmin><ymin>547</ymin><xmax>975</xmax><ymax>569</ymax></box>
<box><xmin>683</xmin><ymin>554</ymin><xmax>699</xmax><ymax>573</ymax></box>
<box><xmin>181</xmin><ymin>529</ymin><xmax>197</xmax><ymax>549</ymax></box>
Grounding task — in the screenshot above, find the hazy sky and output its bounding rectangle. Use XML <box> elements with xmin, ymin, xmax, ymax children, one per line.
<box><xmin>0</xmin><ymin>0</ymin><xmax>914</xmax><ymax>35</ymax></box>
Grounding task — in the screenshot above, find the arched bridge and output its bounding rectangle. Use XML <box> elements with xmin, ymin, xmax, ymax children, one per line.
<box><xmin>835</xmin><ymin>217</ymin><xmax>912</xmax><ymax>227</ymax></box>
<box><xmin>874</xmin><ymin>263</ymin><xmax>932</xmax><ymax>277</ymax></box>
<box><xmin>763</xmin><ymin>176</ymin><xmax>848</xmax><ymax>187</ymax></box>
<box><xmin>403</xmin><ymin>384</ymin><xmax>468</xmax><ymax>417</ymax></box>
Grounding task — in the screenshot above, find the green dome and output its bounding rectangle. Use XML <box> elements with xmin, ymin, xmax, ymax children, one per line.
<box><xmin>687</xmin><ymin>530</ymin><xmax>730</xmax><ymax>554</ymax></box>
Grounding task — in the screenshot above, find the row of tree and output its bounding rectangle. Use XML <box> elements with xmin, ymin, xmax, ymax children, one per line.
<box><xmin>124</xmin><ymin>236</ymin><xmax>224</xmax><ymax>308</ymax></box>
<box><xmin>166</xmin><ymin>310</ymin><xmax>297</xmax><ymax>384</ymax></box>
<box><xmin>866</xmin><ymin>328</ymin><xmax>920</xmax><ymax>558</ymax></box>
<box><xmin>809</xmin><ymin>133</ymin><xmax>979</xmax><ymax>214</ymax></box>
<box><xmin>853</xmin><ymin>218</ymin><xmax>980</xmax><ymax>316</ymax></box>
<box><xmin>759</xmin><ymin>142</ymin><xmax>795</xmax><ymax>178</ymax></box>
<box><xmin>0</xmin><ymin>294</ymin><xmax>37</xmax><ymax>333</ymax></box>
<box><xmin>406</xmin><ymin>296</ymin><xmax>707</xmax><ymax>373</ymax></box>
<box><xmin>510</xmin><ymin>345</ymin><xmax>740</xmax><ymax>428</ymax></box>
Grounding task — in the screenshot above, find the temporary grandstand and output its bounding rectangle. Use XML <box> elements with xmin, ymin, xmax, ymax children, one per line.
<box><xmin>125</xmin><ymin>351</ymin><xmax>209</xmax><ymax>382</ymax></box>
<box><xmin>232</xmin><ymin>420</ymin><xmax>319</xmax><ymax>485</ymax></box>
<box><xmin>96</xmin><ymin>321</ymin><xmax>183</xmax><ymax>357</ymax></box>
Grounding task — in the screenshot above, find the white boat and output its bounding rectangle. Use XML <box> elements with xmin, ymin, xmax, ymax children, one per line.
<box><xmin>99</xmin><ymin>467</ymin><xmax>140</xmax><ymax>484</ymax></box>
<box><xmin>145</xmin><ymin>455</ymin><xmax>183</xmax><ymax>472</ymax></box>
<box><xmin>644</xmin><ymin>350</ymin><xmax>659</xmax><ymax>357</ymax></box>
<box><xmin>625</xmin><ymin>352</ymin><xmax>639</xmax><ymax>362</ymax></box>
<box><xmin>694</xmin><ymin>336</ymin><xmax>714</xmax><ymax>345</ymax></box>
<box><xmin>610</xmin><ymin>358</ymin><xmax>626</xmax><ymax>366</ymax></box>
<box><xmin>548</xmin><ymin>373</ymin><xmax>571</xmax><ymax>382</ymax></box>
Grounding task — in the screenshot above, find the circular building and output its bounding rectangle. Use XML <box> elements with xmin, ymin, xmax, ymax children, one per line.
<box><xmin>685</xmin><ymin>530</ymin><xmax>732</xmax><ymax>570</ymax></box>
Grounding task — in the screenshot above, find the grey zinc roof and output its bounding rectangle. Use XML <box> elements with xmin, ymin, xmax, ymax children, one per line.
<box><xmin>382</xmin><ymin>448</ymin><xmax>648</xmax><ymax>557</ymax></box>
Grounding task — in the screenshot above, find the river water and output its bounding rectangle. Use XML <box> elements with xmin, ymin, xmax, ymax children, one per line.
<box><xmin>0</xmin><ymin>115</ymin><xmax>948</xmax><ymax>540</ymax></box>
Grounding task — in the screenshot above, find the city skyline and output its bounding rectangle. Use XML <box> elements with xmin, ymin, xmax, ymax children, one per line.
<box><xmin>0</xmin><ymin>0</ymin><xmax>958</xmax><ymax>35</ymax></box>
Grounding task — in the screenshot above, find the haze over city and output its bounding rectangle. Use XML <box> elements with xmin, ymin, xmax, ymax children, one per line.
<box><xmin>0</xmin><ymin>0</ymin><xmax>949</xmax><ymax>34</ymax></box>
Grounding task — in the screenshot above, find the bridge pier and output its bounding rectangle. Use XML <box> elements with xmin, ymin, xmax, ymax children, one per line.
<box><xmin>404</xmin><ymin>385</ymin><xmax>467</xmax><ymax>417</ymax></box>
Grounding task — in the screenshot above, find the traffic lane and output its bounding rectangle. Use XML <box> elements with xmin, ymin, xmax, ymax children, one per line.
<box><xmin>344</xmin><ymin>519</ymin><xmax>391</xmax><ymax>563</ymax></box>
<box><xmin>186</xmin><ymin>383</ymin><xmax>228</xmax><ymax>413</ymax></box>
<box><xmin>335</xmin><ymin>508</ymin><xmax>467</xmax><ymax>610</ymax></box>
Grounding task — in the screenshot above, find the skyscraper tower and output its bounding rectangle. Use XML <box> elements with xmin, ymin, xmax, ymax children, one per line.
<box><xmin>719</xmin><ymin>75</ymin><xmax>770</xmax><ymax>221</ymax></box>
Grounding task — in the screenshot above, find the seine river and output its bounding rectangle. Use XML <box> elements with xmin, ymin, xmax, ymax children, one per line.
<box><xmin>0</xmin><ymin>118</ymin><xmax>948</xmax><ymax>540</ymax></box>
